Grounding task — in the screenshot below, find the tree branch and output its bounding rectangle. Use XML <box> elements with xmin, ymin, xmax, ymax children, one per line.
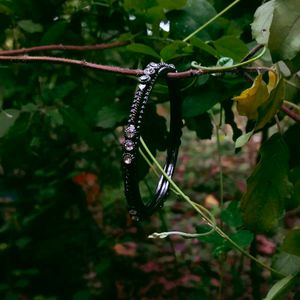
<box><xmin>0</xmin><ymin>41</ymin><xmax>129</xmax><ymax>56</ymax></box>
<box><xmin>280</xmin><ymin>105</ymin><xmax>300</xmax><ymax>122</ymax></box>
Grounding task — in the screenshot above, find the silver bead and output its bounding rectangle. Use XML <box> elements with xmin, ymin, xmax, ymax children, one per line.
<box><xmin>124</xmin><ymin>140</ymin><xmax>134</xmax><ymax>151</ymax></box>
<box><xmin>125</xmin><ymin>124</ymin><xmax>136</xmax><ymax>138</ymax></box>
<box><xmin>123</xmin><ymin>153</ymin><xmax>133</xmax><ymax>165</ymax></box>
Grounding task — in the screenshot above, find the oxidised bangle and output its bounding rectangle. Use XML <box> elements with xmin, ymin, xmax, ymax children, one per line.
<box><xmin>122</xmin><ymin>62</ymin><xmax>182</xmax><ymax>221</ymax></box>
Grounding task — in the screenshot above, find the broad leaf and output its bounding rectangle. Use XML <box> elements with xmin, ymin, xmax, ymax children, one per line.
<box><xmin>252</xmin><ymin>0</ymin><xmax>300</xmax><ymax>62</ymax></box>
<box><xmin>158</xmin><ymin>0</ymin><xmax>187</xmax><ymax>10</ymax></box>
<box><xmin>0</xmin><ymin>109</ymin><xmax>20</xmax><ymax>138</ymax></box>
<box><xmin>273</xmin><ymin>252</ymin><xmax>300</xmax><ymax>275</ymax></box>
<box><xmin>282</xmin><ymin>229</ymin><xmax>300</xmax><ymax>257</ymax></box>
<box><xmin>220</xmin><ymin>200</ymin><xmax>243</xmax><ymax>228</ymax></box>
<box><xmin>213</xmin><ymin>36</ymin><xmax>249</xmax><ymax>62</ymax></box>
<box><xmin>251</xmin><ymin>0</ymin><xmax>275</xmax><ymax>45</ymax></box>
<box><xmin>269</xmin><ymin>0</ymin><xmax>300</xmax><ymax>61</ymax></box>
<box><xmin>96</xmin><ymin>103</ymin><xmax>128</xmax><ymax>129</ymax></box>
<box><xmin>126</xmin><ymin>43</ymin><xmax>160</xmax><ymax>59</ymax></box>
<box><xmin>255</xmin><ymin>77</ymin><xmax>285</xmax><ymax>130</ymax></box>
<box><xmin>240</xmin><ymin>133</ymin><xmax>293</xmax><ymax>232</ymax></box>
<box><xmin>190</xmin><ymin>37</ymin><xmax>219</xmax><ymax>57</ymax></box>
<box><xmin>263</xmin><ymin>275</ymin><xmax>296</xmax><ymax>300</ymax></box>
<box><xmin>18</xmin><ymin>20</ymin><xmax>43</xmax><ymax>33</ymax></box>
<box><xmin>233</xmin><ymin>74</ymin><xmax>269</xmax><ymax>120</ymax></box>
<box><xmin>160</xmin><ymin>41</ymin><xmax>193</xmax><ymax>61</ymax></box>
<box><xmin>235</xmin><ymin>131</ymin><xmax>253</xmax><ymax>149</ymax></box>
<box><xmin>185</xmin><ymin>113</ymin><xmax>213</xmax><ymax>139</ymax></box>
<box><xmin>167</xmin><ymin>0</ymin><xmax>217</xmax><ymax>40</ymax></box>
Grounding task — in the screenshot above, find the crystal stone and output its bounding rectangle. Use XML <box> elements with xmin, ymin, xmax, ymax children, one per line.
<box><xmin>123</xmin><ymin>153</ymin><xmax>133</xmax><ymax>165</ymax></box>
<box><xmin>148</xmin><ymin>62</ymin><xmax>159</xmax><ymax>68</ymax></box>
<box><xmin>138</xmin><ymin>84</ymin><xmax>146</xmax><ymax>91</ymax></box>
<box><xmin>144</xmin><ymin>67</ymin><xmax>156</xmax><ymax>75</ymax></box>
<box><xmin>129</xmin><ymin>209</ymin><xmax>137</xmax><ymax>215</ymax></box>
<box><xmin>139</xmin><ymin>74</ymin><xmax>151</xmax><ymax>83</ymax></box>
<box><xmin>124</xmin><ymin>140</ymin><xmax>134</xmax><ymax>151</ymax></box>
<box><xmin>125</xmin><ymin>124</ymin><xmax>136</xmax><ymax>138</ymax></box>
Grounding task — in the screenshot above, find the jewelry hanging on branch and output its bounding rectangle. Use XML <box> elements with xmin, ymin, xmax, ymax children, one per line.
<box><xmin>121</xmin><ymin>62</ymin><xmax>183</xmax><ymax>221</ymax></box>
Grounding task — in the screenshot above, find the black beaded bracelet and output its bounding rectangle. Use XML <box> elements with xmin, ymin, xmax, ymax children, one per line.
<box><xmin>122</xmin><ymin>62</ymin><xmax>182</xmax><ymax>221</ymax></box>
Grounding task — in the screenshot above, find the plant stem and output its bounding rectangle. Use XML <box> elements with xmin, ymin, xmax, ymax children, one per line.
<box><xmin>140</xmin><ymin>137</ymin><xmax>285</xmax><ymax>277</ymax></box>
<box><xmin>0</xmin><ymin>41</ymin><xmax>129</xmax><ymax>55</ymax></box>
<box><xmin>216</xmin><ymin>111</ymin><xmax>224</xmax><ymax>209</ymax></box>
<box><xmin>183</xmin><ymin>0</ymin><xmax>242</xmax><ymax>42</ymax></box>
<box><xmin>191</xmin><ymin>47</ymin><xmax>266</xmax><ymax>72</ymax></box>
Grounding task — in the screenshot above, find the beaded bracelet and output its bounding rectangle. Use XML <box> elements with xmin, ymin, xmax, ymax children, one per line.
<box><xmin>122</xmin><ymin>62</ymin><xmax>182</xmax><ymax>221</ymax></box>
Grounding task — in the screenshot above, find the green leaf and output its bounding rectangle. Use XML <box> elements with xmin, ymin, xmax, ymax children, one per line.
<box><xmin>190</xmin><ymin>37</ymin><xmax>219</xmax><ymax>57</ymax></box>
<box><xmin>183</xmin><ymin>81</ymin><xmax>228</xmax><ymax>118</ymax></box>
<box><xmin>228</xmin><ymin>230</ymin><xmax>254</xmax><ymax>249</ymax></box>
<box><xmin>96</xmin><ymin>103</ymin><xmax>128</xmax><ymax>129</ymax></box>
<box><xmin>235</xmin><ymin>130</ymin><xmax>253</xmax><ymax>148</ymax></box>
<box><xmin>255</xmin><ymin>77</ymin><xmax>285</xmax><ymax>130</ymax></box>
<box><xmin>185</xmin><ymin>113</ymin><xmax>213</xmax><ymax>139</ymax></box>
<box><xmin>60</xmin><ymin>107</ymin><xmax>95</xmax><ymax>145</ymax></box>
<box><xmin>126</xmin><ymin>43</ymin><xmax>160</xmax><ymax>59</ymax></box>
<box><xmin>282</xmin><ymin>229</ymin><xmax>300</xmax><ymax>257</ymax></box>
<box><xmin>273</xmin><ymin>252</ymin><xmax>300</xmax><ymax>275</ymax></box>
<box><xmin>167</xmin><ymin>0</ymin><xmax>217</xmax><ymax>40</ymax></box>
<box><xmin>0</xmin><ymin>109</ymin><xmax>20</xmax><ymax>138</ymax></box>
<box><xmin>263</xmin><ymin>275</ymin><xmax>296</xmax><ymax>300</ymax></box>
<box><xmin>252</xmin><ymin>0</ymin><xmax>300</xmax><ymax>62</ymax></box>
<box><xmin>251</xmin><ymin>0</ymin><xmax>275</xmax><ymax>45</ymax></box>
<box><xmin>213</xmin><ymin>36</ymin><xmax>249</xmax><ymax>62</ymax></box>
<box><xmin>160</xmin><ymin>41</ymin><xmax>193</xmax><ymax>61</ymax></box>
<box><xmin>158</xmin><ymin>0</ymin><xmax>187</xmax><ymax>10</ymax></box>
<box><xmin>240</xmin><ymin>133</ymin><xmax>293</xmax><ymax>232</ymax></box>
<box><xmin>18</xmin><ymin>20</ymin><xmax>43</xmax><ymax>33</ymax></box>
<box><xmin>40</xmin><ymin>21</ymin><xmax>68</xmax><ymax>45</ymax></box>
<box><xmin>220</xmin><ymin>200</ymin><xmax>243</xmax><ymax>228</ymax></box>
<box><xmin>269</xmin><ymin>0</ymin><xmax>300</xmax><ymax>61</ymax></box>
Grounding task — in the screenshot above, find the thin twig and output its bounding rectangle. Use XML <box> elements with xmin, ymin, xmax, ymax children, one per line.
<box><xmin>240</xmin><ymin>44</ymin><xmax>265</xmax><ymax>62</ymax></box>
<box><xmin>0</xmin><ymin>55</ymin><xmax>143</xmax><ymax>75</ymax></box>
<box><xmin>281</xmin><ymin>105</ymin><xmax>300</xmax><ymax>122</ymax></box>
<box><xmin>0</xmin><ymin>41</ymin><xmax>129</xmax><ymax>55</ymax></box>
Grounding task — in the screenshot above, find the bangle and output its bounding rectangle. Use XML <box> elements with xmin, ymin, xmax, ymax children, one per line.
<box><xmin>122</xmin><ymin>62</ymin><xmax>182</xmax><ymax>221</ymax></box>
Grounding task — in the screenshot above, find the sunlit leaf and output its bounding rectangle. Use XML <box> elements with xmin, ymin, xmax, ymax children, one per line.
<box><xmin>251</xmin><ymin>0</ymin><xmax>275</xmax><ymax>45</ymax></box>
<box><xmin>18</xmin><ymin>20</ymin><xmax>43</xmax><ymax>33</ymax></box>
<box><xmin>269</xmin><ymin>0</ymin><xmax>300</xmax><ymax>61</ymax></box>
<box><xmin>240</xmin><ymin>133</ymin><xmax>293</xmax><ymax>232</ymax></box>
<box><xmin>0</xmin><ymin>109</ymin><xmax>20</xmax><ymax>138</ymax></box>
<box><xmin>233</xmin><ymin>74</ymin><xmax>269</xmax><ymax>120</ymax></box>
<box><xmin>263</xmin><ymin>275</ymin><xmax>296</xmax><ymax>300</ymax></box>
<box><xmin>252</xmin><ymin>0</ymin><xmax>300</xmax><ymax>62</ymax></box>
<box><xmin>235</xmin><ymin>130</ymin><xmax>253</xmax><ymax>149</ymax></box>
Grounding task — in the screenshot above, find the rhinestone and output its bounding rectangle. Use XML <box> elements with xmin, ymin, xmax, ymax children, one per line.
<box><xmin>124</xmin><ymin>140</ymin><xmax>134</xmax><ymax>151</ymax></box>
<box><xmin>139</xmin><ymin>75</ymin><xmax>151</xmax><ymax>83</ymax></box>
<box><xmin>123</xmin><ymin>153</ymin><xmax>133</xmax><ymax>165</ymax></box>
<box><xmin>129</xmin><ymin>209</ymin><xmax>137</xmax><ymax>215</ymax></box>
<box><xmin>144</xmin><ymin>67</ymin><xmax>156</xmax><ymax>75</ymax></box>
<box><xmin>131</xmin><ymin>215</ymin><xmax>140</xmax><ymax>221</ymax></box>
<box><xmin>125</xmin><ymin>124</ymin><xmax>136</xmax><ymax>138</ymax></box>
<box><xmin>138</xmin><ymin>84</ymin><xmax>146</xmax><ymax>90</ymax></box>
<box><xmin>148</xmin><ymin>62</ymin><xmax>159</xmax><ymax>68</ymax></box>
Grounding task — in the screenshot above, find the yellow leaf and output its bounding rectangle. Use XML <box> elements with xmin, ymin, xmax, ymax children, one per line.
<box><xmin>267</xmin><ymin>70</ymin><xmax>278</xmax><ymax>93</ymax></box>
<box><xmin>233</xmin><ymin>74</ymin><xmax>269</xmax><ymax>120</ymax></box>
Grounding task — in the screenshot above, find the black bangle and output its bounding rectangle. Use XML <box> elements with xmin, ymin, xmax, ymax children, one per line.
<box><xmin>122</xmin><ymin>62</ymin><xmax>182</xmax><ymax>221</ymax></box>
